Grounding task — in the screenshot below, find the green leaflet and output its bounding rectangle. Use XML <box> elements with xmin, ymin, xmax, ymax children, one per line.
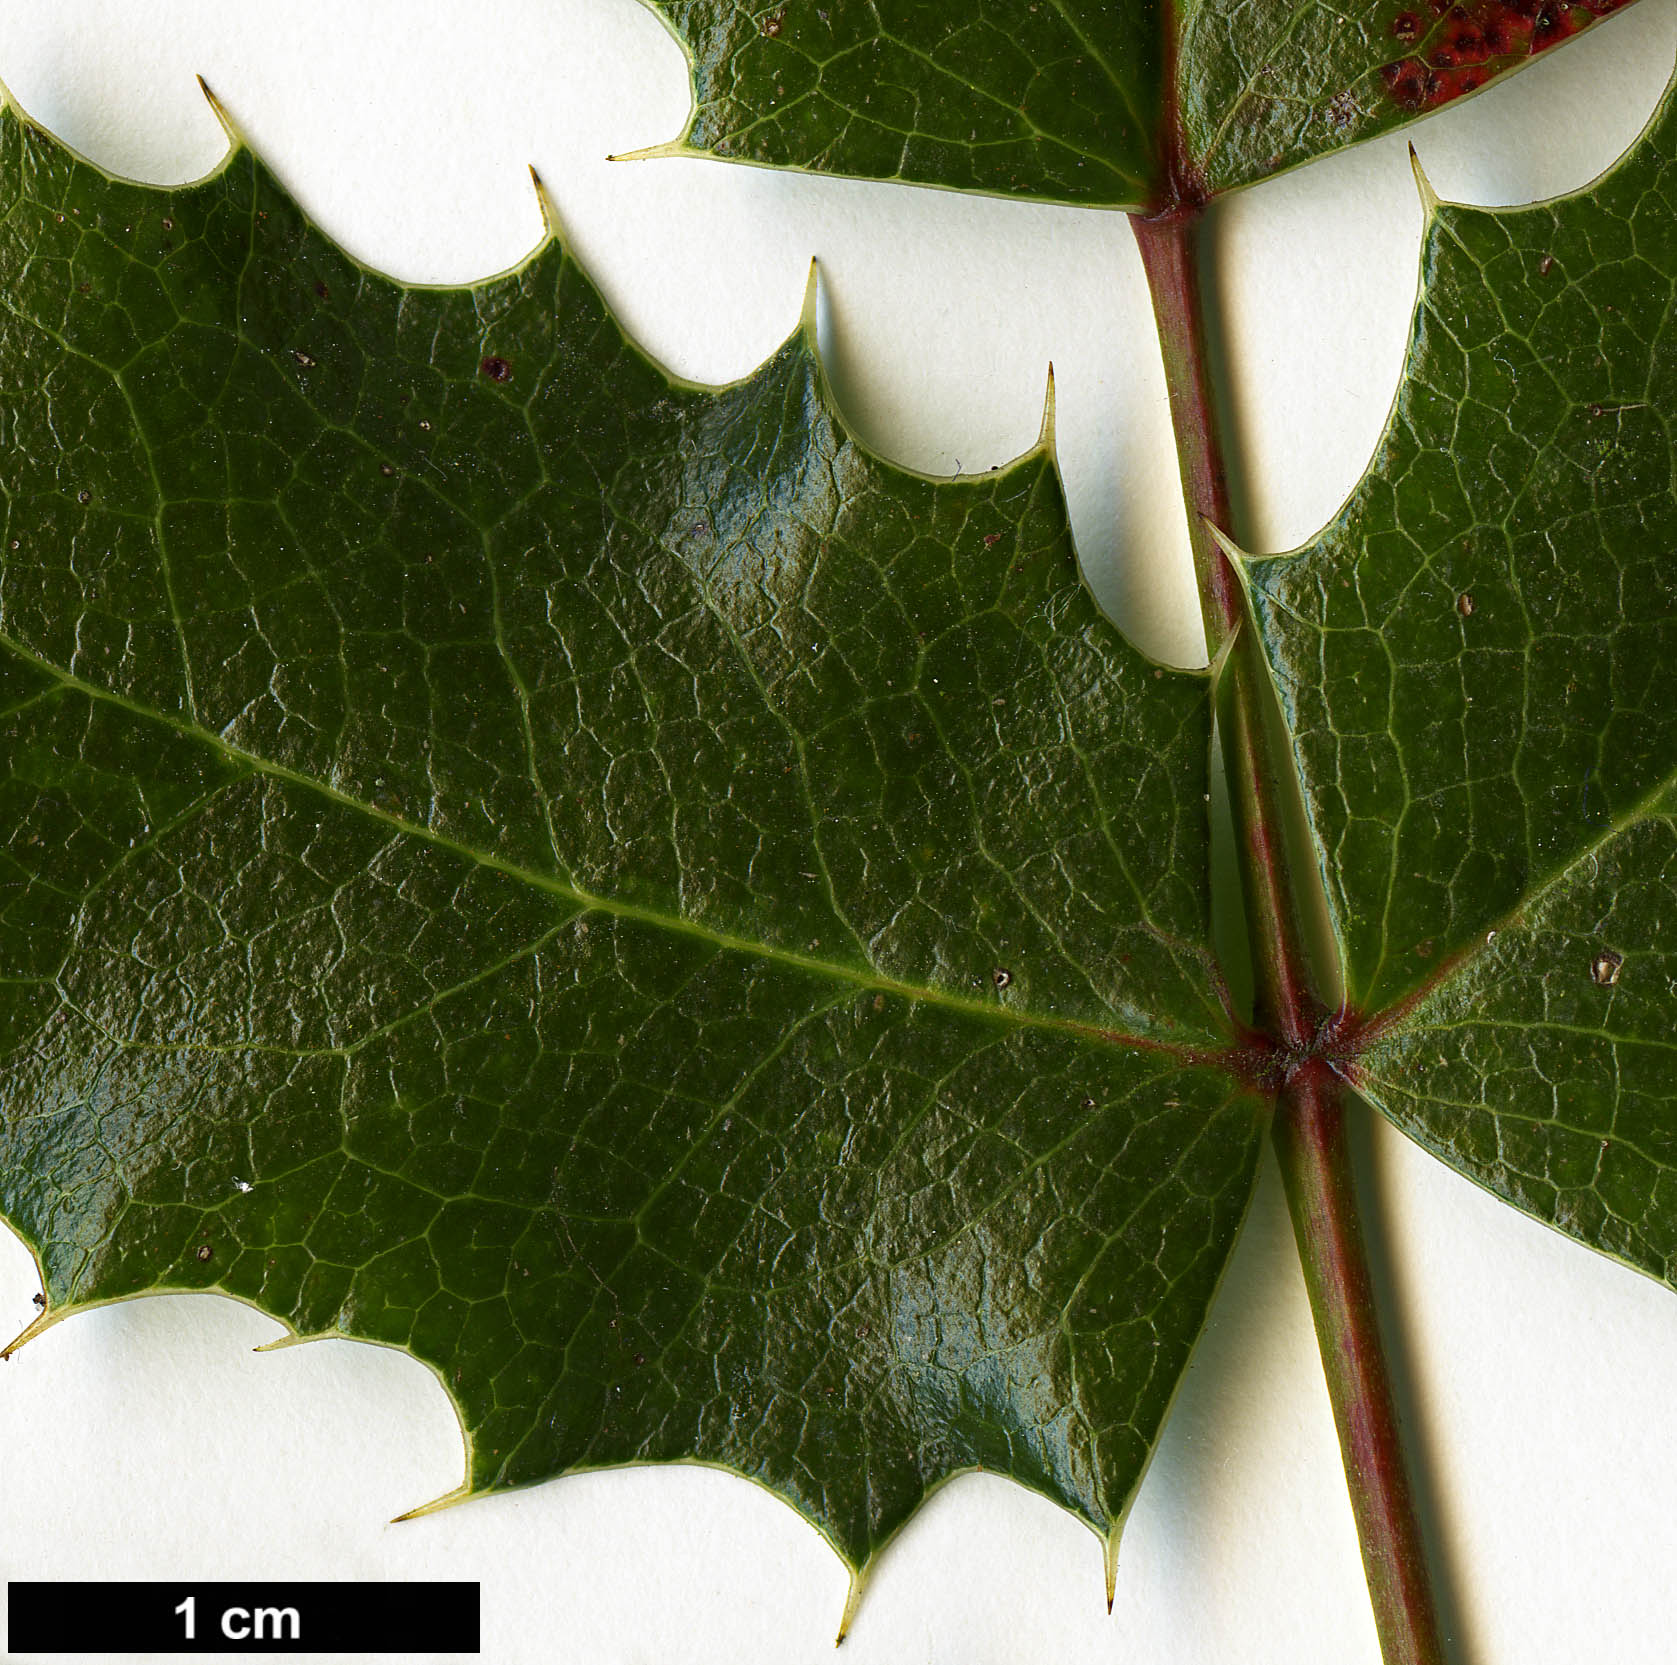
<box><xmin>0</xmin><ymin>109</ymin><xmax>1265</xmax><ymax>1572</ymax></box>
<box><xmin>1246</xmin><ymin>72</ymin><xmax>1677</xmax><ymax>1283</ymax></box>
<box><xmin>640</xmin><ymin>0</ymin><xmax>1643</xmax><ymax>208</ymax></box>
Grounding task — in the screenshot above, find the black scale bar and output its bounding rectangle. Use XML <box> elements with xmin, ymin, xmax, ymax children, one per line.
<box><xmin>7</xmin><ymin>1582</ymin><xmax>480</xmax><ymax>1654</ymax></box>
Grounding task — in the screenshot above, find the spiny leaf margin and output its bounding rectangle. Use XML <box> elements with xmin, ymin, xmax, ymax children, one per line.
<box><xmin>632</xmin><ymin>0</ymin><xmax>1645</xmax><ymax>209</ymax></box>
<box><xmin>1244</xmin><ymin>61</ymin><xmax>1677</xmax><ymax>1288</ymax></box>
<box><xmin>0</xmin><ymin>93</ymin><xmax>1263</xmax><ymax>1586</ymax></box>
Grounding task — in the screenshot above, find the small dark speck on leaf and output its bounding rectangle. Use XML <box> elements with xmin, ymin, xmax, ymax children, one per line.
<box><xmin>480</xmin><ymin>355</ymin><xmax>513</xmax><ymax>382</ymax></box>
<box><xmin>76</xmin><ymin>281</ymin><xmax>90</xmax><ymax>294</ymax></box>
<box><xmin>1539</xmin><ymin>254</ymin><xmax>1555</xmax><ymax>276</ymax></box>
<box><xmin>292</xmin><ymin>349</ymin><xmax>316</xmax><ymax>369</ymax></box>
<box><xmin>1392</xmin><ymin>10</ymin><xmax>1422</xmax><ymax>38</ymax></box>
<box><xmin>76</xmin><ymin>490</ymin><xmax>91</xmax><ymax>504</ymax></box>
<box><xmin>195</xmin><ymin>1244</ymin><xmax>213</xmax><ymax>1262</ymax></box>
<box><xmin>162</xmin><ymin>217</ymin><xmax>174</xmax><ymax>231</ymax></box>
<box><xmin>1081</xmin><ymin>1096</ymin><xmax>1096</xmax><ymax>1110</ymax></box>
<box><xmin>31</xmin><ymin>1292</ymin><xmax>45</xmax><ymax>1308</ymax></box>
<box><xmin>992</xmin><ymin>967</ymin><xmax>1012</xmax><ymax>989</ymax></box>
<box><xmin>760</xmin><ymin>7</ymin><xmax>786</xmax><ymax>33</ymax></box>
<box><xmin>380</xmin><ymin>463</ymin><xmax>396</xmax><ymax>477</ymax></box>
<box><xmin>315</xmin><ymin>280</ymin><xmax>330</xmax><ymax>299</ymax></box>
<box><xmin>1413</xmin><ymin>938</ymin><xmax>1435</xmax><ymax>958</ymax></box>
<box><xmin>1457</xmin><ymin>592</ymin><xmax>1474</xmax><ymax>616</ymax></box>
<box><xmin>1589</xmin><ymin>403</ymin><xmax>1605</xmax><ymax>419</ymax></box>
<box><xmin>633</xmin><ymin>1352</ymin><xmax>646</xmax><ymax>1367</ymax></box>
<box><xmin>1591</xmin><ymin>948</ymin><xmax>1623</xmax><ymax>986</ymax></box>
<box><xmin>872</xmin><ymin>994</ymin><xmax>886</xmax><ymax>1013</ymax></box>
<box><xmin>983</xmin><ymin>532</ymin><xmax>1003</xmax><ymax>547</ymax></box>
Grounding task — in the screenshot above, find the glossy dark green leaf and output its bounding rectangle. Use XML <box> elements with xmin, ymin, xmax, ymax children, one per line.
<box><xmin>0</xmin><ymin>109</ymin><xmax>1266</xmax><ymax>1574</ymax></box>
<box><xmin>1246</xmin><ymin>79</ymin><xmax>1677</xmax><ymax>1281</ymax></box>
<box><xmin>638</xmin><ymin>0</ymin><xmax>1642</xmax><ymax>208</ymax></box>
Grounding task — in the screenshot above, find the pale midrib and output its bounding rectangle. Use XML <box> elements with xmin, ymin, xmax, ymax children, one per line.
<box><xmin>0</xmin><ymin>628</ymin><xmax>1218</xmax><ymax>1065</ymax></box>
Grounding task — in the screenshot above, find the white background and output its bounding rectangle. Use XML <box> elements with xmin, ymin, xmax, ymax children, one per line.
<box><xmin>0</xmin><ymin>2</ymin><xmax>1675</xmax><ymax>1661</ymax></box>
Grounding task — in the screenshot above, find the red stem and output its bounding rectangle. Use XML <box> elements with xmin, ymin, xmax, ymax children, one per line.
<box><xmin>1129</xmin><ymin>209</ymin><xmax>1242</xmax><ymax>649</ymax></box>
<box><xmin>1273</xmin><ymin>1066</ymin><xmax>1448</xmax><ymax>1665</ymax></box>
<box><xmin>1130</xmin><ymin>209</ymin><xmax>1322</xmax><ymax>1049</ymax></box>
<box><xmin>1129</xmin><ymin>205</ymin><xmax>1449</xmax><ymax>1663</ymax></box>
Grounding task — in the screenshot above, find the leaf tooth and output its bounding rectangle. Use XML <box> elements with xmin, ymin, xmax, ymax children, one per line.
<box><xmin>1204</xmin><ymin>519</ymin><xmax>1258</xmax><ymax>584</ymax></box>
<box><xmin>195</xmin><ymin>73</ymin><xmax>246</xmax><ymax>154</ymax></box>
<box><xmin>251</xmin><ymin>1330</ymin><xmax>315</xmax><ymax>1354</ymax></box>
<box><xmin>1104</xmin><ymin>1529</ymin><xmax>1119</xmax><ymax>1614</ymax></box>
<box><xmin>0</xmin><ymin>1305</ymin><xmax>59</xmax><ymax>1361</ymax></box>
<box><xmin>799</xmin><ymin>254</ymin><xmax>821</xmax><ymax>348</ymax></box>
<box><xmin>390</xmin><ymin>1481</ymin><xmax>474</xmax><ymax>1526</ymax></box>
<box><xmin>605</xmin><ymin>137</ymin><xmax>693</xmax><ymax>166</ymax></box>
<box><xmin>527</xmin><ymin>164</ymin><xmax>567</xmax><ymax>249</ymax></box>
<box><xmin>1037</xmin><ymin>363</ymin><xmax>1058</xmax><ymax>458</ymax></box>
<box><xmin>834</xmin><ymin>1570</ymin><xmax>864</xmax><ymax>1647</ymax></box>
<box><xmin>1407</xmin><ymin>142</ymin><xmax>1441</xmax><ymax>216</ymax></box>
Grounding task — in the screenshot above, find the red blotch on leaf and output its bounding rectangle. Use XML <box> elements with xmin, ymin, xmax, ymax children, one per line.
<box><xmin>1380</xmin><ymin>0</ymin><xmax>1622</xmax><ymax>111</ymax></box>
<box><xmin>1380</xmin><ymin>58</ymin><xmax>1432</xmax><ymax>109</ymax></box>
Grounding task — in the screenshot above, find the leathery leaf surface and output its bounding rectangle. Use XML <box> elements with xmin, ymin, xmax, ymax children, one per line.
<box><xmin>1247</xmin><ymin>72</ymin><xmax>1677</xmax><ymax>1283</ymax></box>
<box><xmin>640</xmin><ymin>0</ymin><xmax>1642</xmax><ymax>208</ymax></box>
<box><xmin>0</xmin><ymin>109</ymin><xmax>1266</xmax><ymax>1570</ymax></box>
